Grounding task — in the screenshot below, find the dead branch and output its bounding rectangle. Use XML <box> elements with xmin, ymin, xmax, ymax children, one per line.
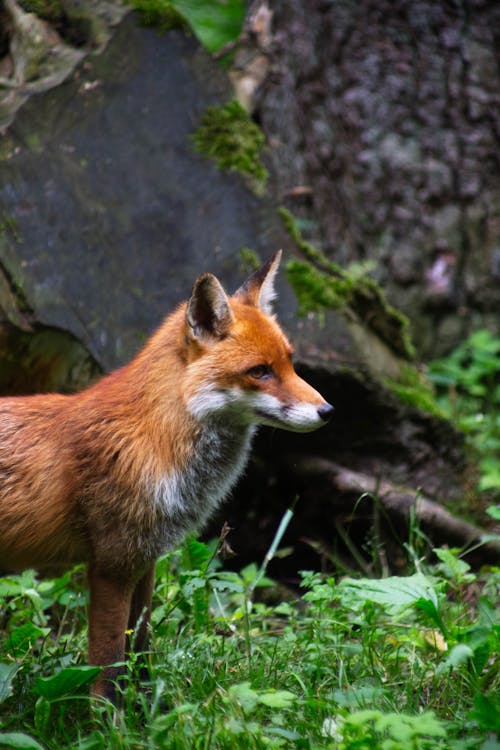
<box><xmin>293</xmin><ymin>456</ymin><xmax>500</xmax><ymax>564</ymax></box>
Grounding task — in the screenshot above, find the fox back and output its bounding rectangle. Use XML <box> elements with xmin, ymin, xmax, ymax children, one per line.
<box><xmin>0</xmin><ymin>251</ymin><xmax>333</xmax><ymax>701</ymax></box>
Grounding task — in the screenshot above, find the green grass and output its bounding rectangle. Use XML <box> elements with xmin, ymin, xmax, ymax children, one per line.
<box><xmin>0</xmin><ymin>534</ymin><xmax>499</xmax><ymax>749</ymax></box>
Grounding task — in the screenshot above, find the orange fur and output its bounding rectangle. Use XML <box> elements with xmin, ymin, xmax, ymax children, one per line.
<box><xmin>0</xmin><ymin>253</ymin><xmax>333</xmax><ymax>702</ymax></box>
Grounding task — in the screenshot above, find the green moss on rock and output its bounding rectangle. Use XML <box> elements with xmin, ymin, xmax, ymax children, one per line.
<box><xmin>280</xmin><ymin>207</ymin><xmax>415</xmax><ymax>361</ymax></box>
<box><xmin>239</xmin><ymin>247</ymin><xmax>261</xmax><ymax>275</ymax></box>
<box><xmin>192</xmin><ymin>100</ymin><xmax>268</xmax><ymax>194</ymax></box>
<box><xmin>20</xmin><ymin>0</ymin><xmax>64</xmax><ymax>24</ymax></box>
<box><xmin>127</xmin><ymin>0</ymin><xmax>185</xmax><ymax>32</ymax></box>
<box><xmin>286</xmin><ymin>259</ymin><xmax>348</xmax><ymax>324</ymax></box>
<box><xmin>386</xmin><ymin>366</ymin><xmax>444</xmax><ymax>417</ymax></box>
<box><xmin>0</xmin><ymin>214</ymin><xmax>21</xmax><ymax>243</ymax></box>
<box><xmin>280</xmin><ymin>207</ymin><xmax>447</xmax><ymax>415</ymax></box>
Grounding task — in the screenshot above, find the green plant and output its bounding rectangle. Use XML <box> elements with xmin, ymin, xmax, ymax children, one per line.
<box><xmin>0</xmin><ymin>534</ymin><xmax>498</xmax><ymax>749</ymax></box>
<box><xmin>429</xmin><ymin>329</ymin><xmax>500</xmax><ymax>495</ymax></box>
<box><xmin>322</xmin><ymin>709</ymin><xmax>448</xmax><ymax>749</ymax></box>
<box><xmin>129</xmin><ymin>0</ymin><xmax>245</xmax><ymax>53</ymax></box>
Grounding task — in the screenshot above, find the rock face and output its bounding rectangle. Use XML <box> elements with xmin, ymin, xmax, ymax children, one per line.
<box><xmin>0</xmin><ymin>17</ymin><xmax>281</xmax><ymax>378</ymax></box>
<box><xmin>0</xmin><ymin>13</ymin><xmax>468</xmax><ymax>570</ymax></box>
<box><xmin>0</xmin><ymin>0</ymin><xmax>128</xmax><ymax>131</ymax></box>
<box><xmin>257</xmin><ymin>0</ymin><xmax>500</xmax><ymax>358</ymax></box>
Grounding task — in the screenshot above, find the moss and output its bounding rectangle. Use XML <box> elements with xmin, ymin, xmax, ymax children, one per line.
<box><xmin>286</xmin><ymin>260</ymin><xmax>348</xmax><ymax>325</ymax></box>
<box><xmin>279</xmin><ymin>207</ymin><xmax>334</xmax><ymax>270</ymax></box>
<box><xmin>192</xmin><ymin>100</ymin><xmax>268</xmax><ymax>195</ymax></box>
<box><xmin>386</xmin><ymin>366</ymin><xmax>444</xmax><ymax>417</ymax></box>
<box><xmin>25</xmin><ymin>132</ymin><xmax>44</xmax><ymax>152</ymax></box>
<box><xmin>19</xmin><ymin>0</ymin><xmax>98</xmax><ymax>47</ymax></box>
<box><xmin>280</xmin><ymin>207</ymin><xmax>415</xmax><ymax>361</ymax></box>
<box><xmin>127</xmin><ymin>0</ymin><xmax>186</xmax><ymax>32</ymax></box>
<box><xmin>19</xmin><ymin>0</ymin><xmax>64</xmax><ymax>24</ymax></box>
<box><xmin>0</xmin><ymin>214</ymin><xmax>21</xmax><ymax>243</ymax></box>
<box><xmin>239</xmin><ymin>247</ymin><xmax>261</xmax><ymax>275</ymax></box>
<box><xmin>279</xmin><ymin>208</ymin><xmax>448</xmax><ymax>414</ymax></box>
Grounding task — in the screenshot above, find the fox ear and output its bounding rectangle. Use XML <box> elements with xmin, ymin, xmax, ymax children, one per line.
<box><xmin>235</xmin><ymin>250</ymin><xmax>282</xmax><ymax>314</ymax></box>
<box><xmin>187</xmin><ymin>273</ymin><xmax>234</xmax><ymax>342</ymax></box>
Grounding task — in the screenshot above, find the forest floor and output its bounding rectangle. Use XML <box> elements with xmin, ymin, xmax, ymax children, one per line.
<box><xmin>0</xmin><ymin>532</ymin><xmax>498</xmax><ymax>750</ymax></box>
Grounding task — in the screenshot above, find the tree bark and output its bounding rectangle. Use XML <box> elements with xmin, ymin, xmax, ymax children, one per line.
<box><xmin>257</xmin><ymin>0</ymin><xmax>500</xmax><ymax>358</ymax></box>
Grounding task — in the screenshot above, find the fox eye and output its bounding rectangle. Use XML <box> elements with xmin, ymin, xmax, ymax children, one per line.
<box><xmin>246</xmin><ymin>364</ymin><xmax>272</xmax><ymax>380</ymax></box>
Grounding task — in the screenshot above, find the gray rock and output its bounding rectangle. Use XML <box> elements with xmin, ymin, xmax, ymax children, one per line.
<box><xmin>0</xmin><ymin>17</ymin><xmax>281</xmax><ymax>373</ymax></box>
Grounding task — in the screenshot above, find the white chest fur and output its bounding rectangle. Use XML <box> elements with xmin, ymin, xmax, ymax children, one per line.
<box><xmin>147</xmin><ymin>421</ymin><xmax>256</xmax><ymax>554</ymax></box>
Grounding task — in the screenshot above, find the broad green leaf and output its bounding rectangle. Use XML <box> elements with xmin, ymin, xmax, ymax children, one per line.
<box><xmin>227</xmin><ymin>682</ymin><xmax>259</xmax><ymax>714</ymax></box>
<box><xmin>170</xmin><ymin>0</ymin><xmax>245</xmax><ymax>53</ymax></box>
<box><xmin>409</xmin><ymin>712</ymin><xmax>447</xmax><ymax>737</ymax></box>
<box><xmin>414</xmin><ymin>596</ymin><xmax>447</xmax><ymax>636</ymax></box>
<box><xmin>479</xmin><ymin>458</ymin><xmax>500</xmax><ymax>490</ymax></box>
<box><xmin>434</xmin><ymin>548</ymin><xmax>475</xmax><ymax>584</ymax></box>
<box><xmin>374</xmin><ymin>713</ymin><xmax>413</xmax><ymax>742</ymax></box>
<box><xmin>182</xmin><ymin>537</ymin><xmax>211</xmax><ymax>570</ymax></box>
<box><xmin>374</xmin><ymin>711</ymin><xmax>446</xmax><ymax>739</ymax></box>
<box><xmin>344</xmin><ymin>709</ymin><xmax>382</xmax><ymax>727</ymax></box>
<box><xmin>209</xmin><ymin>577</ymin><xmax>244</xmax><ymax>593</ymax></box>
<box><xmin>337</xmin><ymin>573</ymin><xmax>441</xmax><ymax>617</ymax></box>
<box><xmin>239</xmin><ymin>563</ymin><xmax>273</xmax><ymax>588</ymax></box>
<box><xmin>0</xmin><ymin>571</ymin><xmax>38</xmax><ymax>597</ymax></box>
<box><xmin>0</xmin><ymin>664</ymin><xmax>19</xmax><ymax>705</ymax></box>
<box><xmin>0</xmin><ymin>732</ymin><xmax>45</xmax><ymax>750</ymax></box>
<box><xmin>303</xmin><ymin>583</ymin><xmax>336</xmax><ymax>603</ymax></box>
<box><xmin>469</xmin><ymin>330</ymin><xmax>500</xmax><ymax>354</ymax></box>
<box><xmin>469</xmin><ymin>692</ymin><xmax>500</xmax><ymax>732</ymax></box>
<box><xmin>477</xmin><ymin>597</ymin><xmax>497</xmax><ymax>629</ymax></box>
<box><xmin>224</xmin><ymin>717</ymin><xmax>247</xmax><ymax>735</ymax></box>
<box><xmin>181</xmin><ymin>576</ymin><xmax>206</xmax><ymax>598</ymax></box>
<box><xmin>33</xmin><ymin>666</ymin><xmax>101</xmax><ymax>699</ymax></box>
<box><xmin>5</xmin><ymin>624</ymin><xmax>50</xmax><ymax>657</ymax></box>
<box><xmin>257</xmin><ymin>690</ymin><xmax>296</xmax><ymax>709</ymax></box>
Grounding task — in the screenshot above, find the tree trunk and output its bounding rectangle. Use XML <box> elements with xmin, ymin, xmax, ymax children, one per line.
<box><xmin>257</xmin><ymin>0</ymin><xmax>500</xmax><ymax>358</ymax></box>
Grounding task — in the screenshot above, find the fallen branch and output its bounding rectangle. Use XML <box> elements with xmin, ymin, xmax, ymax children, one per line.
<box><xmin>293</xmin><ymin>456</ymin><xmax>500</xmax><ymax>564</ymax></box>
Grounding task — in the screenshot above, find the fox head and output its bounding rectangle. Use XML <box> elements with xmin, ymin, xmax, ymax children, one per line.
<box><xmin>182</xmin><ymin>251</ymin><xmax>334</xmax><ymax>433</ymax></box>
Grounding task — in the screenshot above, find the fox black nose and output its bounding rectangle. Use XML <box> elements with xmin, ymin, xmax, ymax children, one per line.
<box><xmin>318</xmin><ymin>403</ymin><xmax>334</xmax><ymax>422</ymax></box>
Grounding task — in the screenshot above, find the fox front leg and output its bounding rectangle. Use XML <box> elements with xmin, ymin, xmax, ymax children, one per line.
<box><xmin>88</xmin><ymin>567</ymin><xmax>134</xmax><ymax>704</ymax></box>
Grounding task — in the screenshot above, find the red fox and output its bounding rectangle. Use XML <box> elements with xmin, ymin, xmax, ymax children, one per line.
<box><xmin>0</xmin><ymin>251</ymin><xmax>333</xmax><ymax>702</ymax></box>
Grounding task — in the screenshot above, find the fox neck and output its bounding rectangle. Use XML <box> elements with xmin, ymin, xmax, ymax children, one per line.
<box><xmin>146</xmin><ymin>418</ymin><xmax>256</xmax><ymax>554</ymax></box>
